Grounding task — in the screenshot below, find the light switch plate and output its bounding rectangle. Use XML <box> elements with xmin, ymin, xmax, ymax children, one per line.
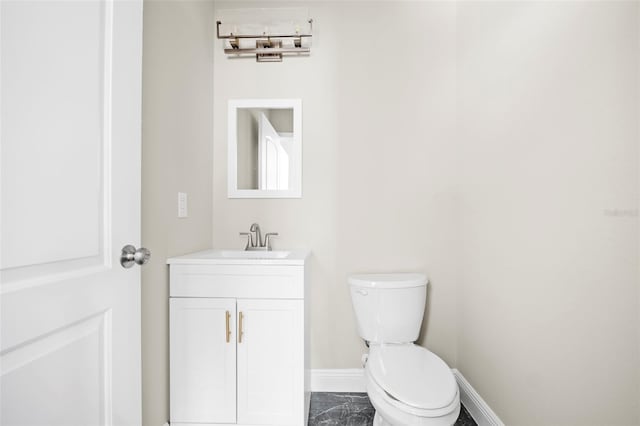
<box><xmin>178</xmin><ymin>192</ymin><xmax>188</xmax><ymax>218</ymax></box>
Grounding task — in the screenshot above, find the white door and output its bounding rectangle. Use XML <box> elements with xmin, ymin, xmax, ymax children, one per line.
<box><xmin>0</xmin><ymin>1</ymin><xmax>144</xmax><ymax>425</ymax></box>
<box><xmin>170</xmin><ymin>298</ymin><xmax>237</xmax><ymax>424</ymax></box>
<box><xmin>258</xmin><ymin>113</ymin><xmax>289</xmax><ymax>191</ymax></box>
<box><xmin>237</xmin><ymin>299</ymin><xmax>304</xmax><ymax>426</ymax></box>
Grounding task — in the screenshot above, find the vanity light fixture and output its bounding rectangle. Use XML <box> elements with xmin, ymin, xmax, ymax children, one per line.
<box><xmin>216</xmin><ymin>19</ymin><xmax>313</xmax><ymax>62</ymax></box>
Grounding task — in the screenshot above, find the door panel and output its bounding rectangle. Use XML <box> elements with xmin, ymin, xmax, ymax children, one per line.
<box><xmin>1</xmin><ymin>0</ymin><xmax>106</xmax><ymax>271</ymax></box>
<box><xmin>170</xmin><ymin>298</ymin><xmax>237</xmax><ymax>424</ymax></box>
<box><xmin>1</xmin><ymin>312</ymin><xmax>109</xmax><ymax>425</ymax></box>
<box><xmin>237</xmin><ymin>299</ymin><xmax>304</xmax><ymax>425</ymax></box>
<box><xmin>0</xmin><ymin>1</ymin><xmax>143</xmax><ymax>424</ymax></box>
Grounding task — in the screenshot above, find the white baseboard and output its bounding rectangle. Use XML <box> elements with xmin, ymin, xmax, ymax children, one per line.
<box><xmin>310</xmin><ymin>368</ymin><xmax>366</xmax><ymax>392</ymax></box>
<box><xmin>452</xmin><ymin>369</ymin><xmax>504</xmax><ymax>426</ymax></box>
<box><xmin>310</xmin><ymin>368</ymin><xmax>503</xmax><ymax>426</ymax></box>
<box><xmin>166</xmin><ymin>369</ymin><xmax>502</xmax><ymax>425</ymax></box>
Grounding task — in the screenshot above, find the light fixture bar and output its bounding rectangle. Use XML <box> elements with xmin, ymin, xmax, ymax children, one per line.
<box><xmin>223</xmin><ymin>47</ymin><xmax>310</xmax><ymax>55</ymax></box>
<box><xmin>216</xmin><ymin>19</ymin><xmax>313</xmax><ymax>62</ymax></box>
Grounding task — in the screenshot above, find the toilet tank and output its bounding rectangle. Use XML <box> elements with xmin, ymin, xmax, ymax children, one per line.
<box><xmin>348</xmin><ymin>273</ymin><xmax>427</xmax><ymax>344</ymax></box>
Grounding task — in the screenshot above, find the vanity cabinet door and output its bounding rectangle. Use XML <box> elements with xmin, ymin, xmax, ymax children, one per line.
<box><xmin>236</xmin><ymin>299</ymin><xmax>304</xmax><ymax>425</ymax></box>
<box><xmin>170</xmin><ymin>298</ymin><xmax>237</xmax><ymax>424</ymax></box>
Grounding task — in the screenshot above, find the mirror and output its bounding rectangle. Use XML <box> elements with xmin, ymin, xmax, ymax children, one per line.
<box><xmin>228</xmin><ymin>99</ymin><xmax>302</xmax><ymax>198</ymax></box>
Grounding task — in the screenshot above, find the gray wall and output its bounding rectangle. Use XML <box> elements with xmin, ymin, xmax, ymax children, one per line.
<box><xmin>236</xmin><ymin>108</ymin><xmax>259</xmax><ymax>189</ymax></box>
<box><xmin>141</xmin><ymin>1</ymin><xmax>214</xmax><ymax>425</ymax></box>
<box><xmin>212</xmin><ymin>1</ymin><xmax>460</xmax><ymax>370</ymax></box>
<box><xmin>456</xmin><ymin>2</ymin><xmax>640</xmax><ymax>424</ymax></box>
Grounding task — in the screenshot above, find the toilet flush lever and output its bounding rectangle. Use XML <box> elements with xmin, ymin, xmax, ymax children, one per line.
<box><xmin>356</xmin><ymin>289</ymin><xmax>368</xmax><ymax>296</ymax></box>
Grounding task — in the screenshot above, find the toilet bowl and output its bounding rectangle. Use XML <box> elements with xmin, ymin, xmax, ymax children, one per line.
<box><xmin>348</xmin><ymin>273</ymin><xmax>460</xmax><ymax>426</ymax></box>
<box><xmin>365</xmin><ymin>344</ymin><xmax>460</xmax><ymax>426</ymax></box>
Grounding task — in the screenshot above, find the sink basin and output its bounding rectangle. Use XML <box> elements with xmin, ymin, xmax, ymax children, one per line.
<box><xmin>167</xmin><ymin>249</ymin><xmax>308</xmax><ymax>265</ymax></box>
<box><xmin>220</xmin><ymin>250</ymin><xmax>291</xmax><ymax>259</ymax></box>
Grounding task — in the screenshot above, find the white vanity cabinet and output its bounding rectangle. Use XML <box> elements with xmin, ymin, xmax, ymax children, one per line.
<box><xmin>168</xmin><ymin>250</ymin><xmax>310</xmax><ymax>426</ymax></box>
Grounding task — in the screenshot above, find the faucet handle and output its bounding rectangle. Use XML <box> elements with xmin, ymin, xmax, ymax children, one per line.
<box><xmin>264</xmin><ymin>232</ymin><xmax>278</xmax><ymax>251</ymax></box>
<box><xmin>239</xmin><ymin>232</ymin><xmax>252</xmax><ymax>250</ymax></box>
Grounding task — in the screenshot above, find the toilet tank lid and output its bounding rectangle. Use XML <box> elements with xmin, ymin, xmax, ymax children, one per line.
<box><xmin>348</xmin><ymin>273</ymin><xmax>427</xmax><ymax>289</ymax></box>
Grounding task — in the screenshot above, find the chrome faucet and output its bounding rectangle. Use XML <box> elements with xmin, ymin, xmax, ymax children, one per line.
<box><xmin>240</xmin><ymin>223</ymin><xmax>278</xmax><ymax>251</ymax></box>
<box><xmin>250</xmin><ymin>223</ymin><xmax>262</xmax><ymax>248</ymax></box>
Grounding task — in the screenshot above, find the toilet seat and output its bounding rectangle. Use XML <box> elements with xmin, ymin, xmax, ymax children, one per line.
<box><xmin>367</xmin><ymin>344</ymin><xmax>459</xmax><ymax>416</ymax></box>
<box><xmin>366</xmin><ymin>369</ymin><xmax>460</xmax><ymax>420</ymax></box>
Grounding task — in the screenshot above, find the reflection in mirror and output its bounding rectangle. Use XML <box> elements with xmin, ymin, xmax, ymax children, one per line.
<box><xmin>237</xmin><ymin>108</ymin><xmax>293</xmax><ymax>191</ymax></box>
<box><xmin>228</xmin><ymin>99</ymin><xmax>301</xmax><ymax>198</ymax></box>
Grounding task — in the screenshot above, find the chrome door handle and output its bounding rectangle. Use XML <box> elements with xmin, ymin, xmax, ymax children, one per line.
<box><xmin>120</xmin><ymin>245</ymin><xmax>151</xmax><ymax>268</ymax></box>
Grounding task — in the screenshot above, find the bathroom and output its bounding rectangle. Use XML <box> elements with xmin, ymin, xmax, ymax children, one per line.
<box><xmin>1</xmin><ymin>1</ymin><xmax>639</xmax><ymax>426</ymax></box>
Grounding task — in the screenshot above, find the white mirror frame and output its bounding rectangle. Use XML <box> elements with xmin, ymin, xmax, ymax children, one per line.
<box><xmin>228</xmin><ymin>98</ymin><xmax>302</xmax><ymax>198</ymax></box>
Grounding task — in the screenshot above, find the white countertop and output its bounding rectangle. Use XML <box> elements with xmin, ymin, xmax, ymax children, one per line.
<box><xmin>167</xmin><ymin>248</ymin><xmax>310</xmax><ymax>266</ymax></box>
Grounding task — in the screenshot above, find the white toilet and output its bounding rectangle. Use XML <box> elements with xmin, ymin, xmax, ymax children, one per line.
<box><xmin>349</xmin><ymin>273</ymin><xmax>460</xmax><ymax>426</ymax></box>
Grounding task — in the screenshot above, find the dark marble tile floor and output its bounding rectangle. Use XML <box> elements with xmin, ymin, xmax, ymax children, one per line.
<box><xmin>308</xmin><ymin>392</ymin><xmax>476</xmax><ymax>426</ymax></box>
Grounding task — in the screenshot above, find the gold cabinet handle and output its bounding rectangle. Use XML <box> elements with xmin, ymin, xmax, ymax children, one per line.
<box><xmin>225</xmin><ymin>310</ymin><xmax>231</xmax><ymax>343</ymax></box>
<box><xmin>238</xmin><ymin>311</ymin><xmax>244</xmax><ymax>343</ymax></box>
